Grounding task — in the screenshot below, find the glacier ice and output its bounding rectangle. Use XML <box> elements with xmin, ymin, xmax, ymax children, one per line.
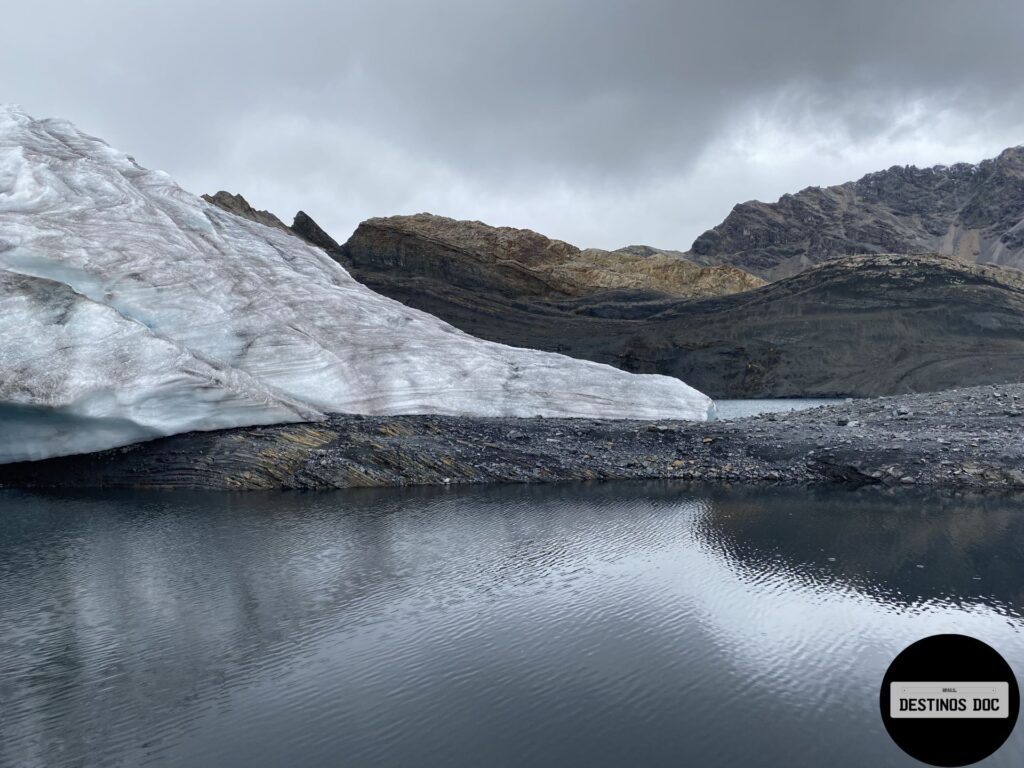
<box><xmin>0</xmin><ymin>105</ymin><xmax>713</xmax><ymax>463</ymax></box>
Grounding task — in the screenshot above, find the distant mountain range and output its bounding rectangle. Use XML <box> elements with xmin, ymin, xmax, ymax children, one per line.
<box><xmin>687</xmin><ymin>146</ymin><xmax>1024</xmax><ymax>279</ymax></box>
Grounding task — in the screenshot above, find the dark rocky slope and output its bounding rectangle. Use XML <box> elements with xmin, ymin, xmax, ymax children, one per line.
<box><xmin>633</xmin><ymin>254</ymin><xmax>1024</xmax><ymax>397</ymax></box>
<box><xmin>328</xmin><ymin>237</ymin><xmax>1024</xmax><ymax>398</ymax></box>
<box><xmin>4</xmin><ymin>383</ymin><xmax>1024</xmax><ymax>491</ymax></box>
<box><xmin>688</xmin><ymin>146</ymin><xmax>1024</xmax><ymax>279</ymax></box>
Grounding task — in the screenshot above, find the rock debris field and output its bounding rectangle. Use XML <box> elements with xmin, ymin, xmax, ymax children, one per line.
<box><xmin>4</xmin><ymin>384</ymin><xmax>1023</xmax><ymax>491</ymax></box>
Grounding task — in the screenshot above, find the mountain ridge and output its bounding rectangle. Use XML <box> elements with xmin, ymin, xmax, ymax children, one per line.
<box><xmin>688</xmin><ymin>145</ymin><xmax>1024</xmax><ymax>278</ymax></box>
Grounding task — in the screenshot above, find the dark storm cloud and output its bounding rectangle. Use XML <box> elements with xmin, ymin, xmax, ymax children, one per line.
<box><xmin>3</xmin><ymin>0</ymin><xmax>1023</xmax><ymax>247</ymax></box>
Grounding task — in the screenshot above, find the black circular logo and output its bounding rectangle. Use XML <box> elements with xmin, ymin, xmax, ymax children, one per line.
<box><xmin>880</xmin><ymin>634</ymin><xmax>1019</xmax><ymax>766</ymax></box>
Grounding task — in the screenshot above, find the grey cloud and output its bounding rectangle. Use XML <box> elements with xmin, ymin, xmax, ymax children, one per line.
<box><xmin>2</xmin><ymin>0</ymin><xmax>1022</xmax><ymax>248</ymax></box>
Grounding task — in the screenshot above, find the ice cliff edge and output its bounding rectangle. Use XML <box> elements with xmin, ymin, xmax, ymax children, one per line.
<box><xmin>0</xmin><ymin>106</ymin><xmax>711</xmax><ymax>463</ymax></box>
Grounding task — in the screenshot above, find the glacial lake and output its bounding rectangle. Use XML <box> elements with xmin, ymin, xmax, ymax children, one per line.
<box><xmin>2</xmin><ymin>483</ymin><xmax>1023</xmax><ymax>768</ymax></box>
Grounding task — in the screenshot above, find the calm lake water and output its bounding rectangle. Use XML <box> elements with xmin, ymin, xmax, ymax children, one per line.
<box><xmin>713</xmin><ymin>398</ymin><xmax>845</xmax><ymax>420</ymax></box>
<box><xmin>2</xmin><ymin>483</ymin><xmax>1023</xmax><ymax>767</ymax></box>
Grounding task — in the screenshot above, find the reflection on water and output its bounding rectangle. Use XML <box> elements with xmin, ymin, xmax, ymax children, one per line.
<box><xmin>697</xmin><ymin>487</ymin><xmax>1024</xmax><ymax>614</ymax></box>
<box><xmin>0</xmin><ymin>484</ymin><xmax>1022</xmax><ymax>767</ymax></box>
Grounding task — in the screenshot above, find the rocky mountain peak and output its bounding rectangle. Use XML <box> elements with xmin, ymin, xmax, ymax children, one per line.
<box><xmin>614</xmin><ymin>244</ymin><xmax>688</xmax><ymax>259</ymax></box>
<box><xmin>688</xmin><ymin>146</ymin><xmax>1024</xmax><ymax>279</ymax></box>
<box><xmin>995</xmin><ymin>145</ymin><xmax>1024</xmax><ymax>166</ymax></box>
<box><xmin>292</xmin><ymin>210</ymin><xmax>341</xmax><ymax>251</ymax></box>
<box><xmin>201</xmin><ymin>191</ymin><xmax>290</xmax><ymax>232</ymax></box>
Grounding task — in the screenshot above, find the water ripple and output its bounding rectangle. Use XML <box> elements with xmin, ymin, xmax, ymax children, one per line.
<box><xmin>1</xmin><ymin>483</ymin><xmax>1023</xmax><ymax>767</ymax></box>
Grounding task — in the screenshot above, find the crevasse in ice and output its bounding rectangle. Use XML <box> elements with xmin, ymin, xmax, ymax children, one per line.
<box><xmin>0</xmin><ymin>106</ymin><xmax>713</xmax><ymax>463</ymax></box>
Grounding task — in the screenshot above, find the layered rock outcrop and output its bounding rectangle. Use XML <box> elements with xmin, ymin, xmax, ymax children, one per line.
<box><xmin>336</xmin><ymin>214</ymin><xmax>765</xmax><ymax>299</ymax></box>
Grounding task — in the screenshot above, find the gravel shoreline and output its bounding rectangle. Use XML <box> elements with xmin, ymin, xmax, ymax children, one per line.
<box><xmin>3</xmin><ymin>383</ymin><xmax>1024</xmax><ymax>491</ymax></box>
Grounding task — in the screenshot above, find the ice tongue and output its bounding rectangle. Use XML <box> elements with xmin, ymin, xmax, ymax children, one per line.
<box><xmin>0</xmin><ymin>106</ymin><xmax>713</xmax><ymax>462</ymax></box>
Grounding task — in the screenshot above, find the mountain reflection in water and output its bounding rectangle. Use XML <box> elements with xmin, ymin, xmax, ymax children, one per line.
<box><xmin>1</xmin><ymin>483</ymin><xmax>1022</xmax><ymax>767</ymax></box>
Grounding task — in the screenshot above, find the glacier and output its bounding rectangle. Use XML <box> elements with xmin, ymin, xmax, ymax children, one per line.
<box><xmin>0</xmin><ymin>105</ymin><xmax>713</xmax><ymax>463</ymax></box>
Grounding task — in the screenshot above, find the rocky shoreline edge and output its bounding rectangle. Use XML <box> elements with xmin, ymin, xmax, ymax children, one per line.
<box><xmin>3</xmin><ymin>383</ymin><xmax>1023</xmax><ymax>491</ymax></box>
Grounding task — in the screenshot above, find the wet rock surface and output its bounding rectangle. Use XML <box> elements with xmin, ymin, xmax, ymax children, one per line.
<box><xmin>4</xmin><ymin>383</ymin><xmax>1024</xmax><ymax>491</ymax></box>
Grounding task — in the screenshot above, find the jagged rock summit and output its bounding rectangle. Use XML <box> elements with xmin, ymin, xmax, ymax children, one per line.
<box><xmin>200</xmin><ymin>190</ymin><xmax>290</xmax><ymax>232</ymax></box>
<box><xmin>292</xmin><ymin>209</ymin><xmax>341</xmax><ymax>251</ymax></box>
<box><xmin>689</xmin><ymin>146</ymin><xmax>1024</xmax><ymax>279</ymax></box>
<box><xmin>0</xmin><ymin>106</ymin><xmax>713</xmax><ymax>463</ymax></box>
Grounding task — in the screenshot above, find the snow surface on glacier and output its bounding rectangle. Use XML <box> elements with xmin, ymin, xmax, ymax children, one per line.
<box><xmin>0</xmin><ymin>105</ymin><xmax>713</xmax><ymax>462</ymax></box>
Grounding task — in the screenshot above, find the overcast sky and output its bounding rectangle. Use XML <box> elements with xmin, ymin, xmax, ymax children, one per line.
<box><xmin>4</xmin><ymin>0</ymin><xmax>1023</xmax><ymax>249</ymax></box>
